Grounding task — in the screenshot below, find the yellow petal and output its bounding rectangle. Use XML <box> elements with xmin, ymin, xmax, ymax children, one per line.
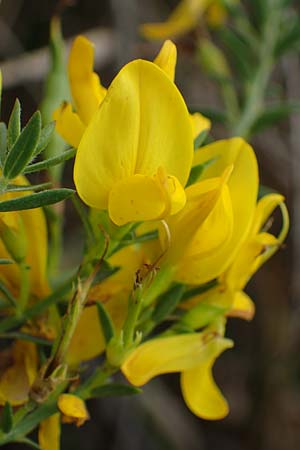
<box><xmin>68</xmin><ymin>35</ymin><xmax>106</xmax><ymax>124</ymax></box>
<box><xmin>39</xmin><ymin>414</ymin><xmax>61</xmax><ymax>450</ymax></box>
<box><xmin>181</xmin><ymin>337</ymin><xmax>233</xmax><ymax>419</ymax></box>
<box><xmin>0</xmin><ymin>341</ymin><xmax>38</xmax><ymax>406</ymax></box>
<box><xmin>140</xmin><ymin>0</ymin><xmax>210</xmax><ymax>40</ymax></box>
<box><xmin>122</xmin><ymin>332</ymin><xmax>230</xmax><ymax>386</ymax></box>
<box><xmin>252</xmin><ymin>193</ymin><xmax>284</xmax><ymax>235</ymax></box>
<box><xmin>191</xmin><ymin>112</ymin><xmax>211</xmax><ymax>140</ymax></box>
<box><xmin>53</xmin><ymin>102</ymin><xmax>85</xmax><ymax>148</ymax></box>
<box><xmin>190</xmin><ymin>138</ymin><xmax>258</xmax><ymax>283</ymax></box>
<box><xmin>74</xmin><ymin>59</ymin><xmax>193</xmax><ymax>212</ymax></box>
<box><xmin>0</xmin><ymin>175</ymin><xmax>49</xmax><ymax>297</ymax></box>
<box><xmin>227</xmin><ymin>291</ymin><xmax>255</xmax><ymax>321</ymax></box>
<box><xmin>58</xmin><ymin>394</ymin><xmax>89</xmax><ymax>427</ymax></box>
<box><xmin>153</xmin><ymin>40</ymin><xmax>177</xmax><ymax>81</ymax></box>
<box><xmin>225</xmin><ymin>232</ymin><xmax>278</xmax><ymax>291</ymax></box>
<box><xmin>67</xmin><ymin>305</ymin><xmax>105</xmax><ymax>366</ymax></box>
<box><xmin>164</xmin><ymin>167</ymin><xmax>232</xmax><ymax>268</ymax></box>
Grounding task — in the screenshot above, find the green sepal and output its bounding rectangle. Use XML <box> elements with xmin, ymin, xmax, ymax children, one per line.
<box><xmin>194</xmin><ymin>129</ymin><xmax>209</xmax><ymax>150</ymax></box>
<box><xmin>4</xmin><ymin>111</ymin><xmax>41</xmax><ymax>179</ymax></box>
<box><xmin>180</xmin><ymin>303</ymin><xmax>227</xmax><ymax>330</ymax></box>
<box><xmin>24</xmin><ymin>147</ymin><xmax>75</xmax><ymax>174</ymax></box>
<box><xmin>0</xmin><ymin>402</ymin><xmax>13</xmax><ymax>433</ymax></box>
<box><xmin>91</xmin><ymin>383</ymin><xmax>142</xmax><ymax>398</ymax></box>
<box><xmin>7</xmin><ymin>98</ymin><xmax>21</xmax><ymax>150</ymax></box>
<box><xmin>152</xmin><ymin>283</ymin><xmax>185</xmax><ymax>323</ymax></box>
<box><xmin>0</xmin><ymin>122</ymin><xmax>7</xmax><ymax>167</ymax></box>
<box><xmin>0</xmin><ymin>188</ymin><xmax>74</xmax><ymax>212</ymax></box>
<box><xmin>95</xmin><ymin>301</ymin><xmax>116</xmax><ymax>344</ymax></box>
<box><xmin>34</xmin><ymin>121</ymin><xmax>56</xmax><ymax>156</ymax></box>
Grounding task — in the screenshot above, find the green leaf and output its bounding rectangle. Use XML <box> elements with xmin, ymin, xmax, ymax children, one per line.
<box><xmin>218</xmin><ymin>28</ymin><xmax>256</xmax><ymax>80</ymax></box>
<box><xmin>0</xmin><ymin>259</ymin><xmax>13</xmax><ymax>265</ymax></box>
<box><xmin>4</xmin><ymin>111</ymin><xmax>41</xmax><ymax>179</ymax></box>
<box><xmin>152</xmin><ymin>284</ymin><xmax>185</xmax><ymax>323</ymax></box>
<box><xmin>7</xmin><ymin>98</ymin><xmax>21</xmax><ymax>150</ymax></box>
<box><xmin>250</xmin><ymin>102</ymin><xmax>300</xmax><ymax>134</ymax></box>
<box><xmin>15</xmin><ymin>437</ymin><xmax>42</xmax><ymax>450</ymax></box>
<box><xmin>34</xmin><ymin>121</ymin><xmax>56</xmax><ymax>156</ymax></box>
<box><xmin>0</xmin><ymin>279</ymin><xmax>17</xmax><ymax>306</ymax></box>
<box><xmin>194</xmin><ymin>129</ymin><xmax>209</xmax><ymax>150</ymax></box>
<box><xmin>91</xmin><ymin>383</ymin><xmax>142</xmax><ymax>398</ymax></box>
<box><xmin>0</xmin><ymin>402</ymin><xmax>13</xmax><ymax>433</ymax></box>
<box><xmin>0</xmin><ymin>332</ymin><xmax>52</xmax><ymax>346</ymax></box>
<box><xmin>275</xmin><ymin>16</ymin><xmax>300</xmax><ymax>57</ymax></box>
<box><xmin>187</xmin><ymin>156</ymin><xmax>218</xmax><ymax>187</ymax></box>
<box><xmin>182</xmin><ymin>279</ymin><xmax>218</xmax><ymax>302</ymax></box>
<box><xmin>0</xmin><ymin>122</ymin><xmax>7</xmax><ymax>167</ymax></box>
<box><xmin>5</xmin><ymin>182</ymin><xmax>52</xmax><ymax>193</ymax></box>
<box><xmin>0</xmin><ymin>188</ymin><xmax>74</xmax><ymax>212</ymax></box>
<box><xmin>24</xmin><ymin>147</ymin><xmax>76</xmax><ymax>174</ymax></box>
<box><xmin>95</xmin><ymin>301</ymin><xmax>116</xmax><ymax>344</ymax></box>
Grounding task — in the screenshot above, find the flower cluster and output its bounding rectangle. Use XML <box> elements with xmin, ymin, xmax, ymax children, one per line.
<box><xmin>0</xmin><ymin>33</ymin><xmax>288</xmax><ymax>450</ymax></box>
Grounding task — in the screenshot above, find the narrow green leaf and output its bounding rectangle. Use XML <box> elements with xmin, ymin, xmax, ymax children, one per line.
<box><xmin>0</xmin><ymin>279</ymin><xmax>17</xmax><ymax>306</ymax></box>
<box><xmin>0</xmin><ymin>332</ymin><xmax>52</xmax><ymax>346</ymax></box>
<box><xmin>194</xmin><ymin>129</ymin><xmax>209</xmax><ymax>150</ymax></box>
<box><xmin>34</xmin><ymin>121</ymin><xmax>56</xmax><ymax>156</ymax></box>
<box><xmin>187</xmin><ymin>157</ymin><xmax>218</xmax><ymax>187</ymax></box>
<box><xmin>92</xmin><ymin>383</ymin><xmax>142</xmax><ymax>398</ymax></box>
<box><xmin>95</xmin><ymin>301</ymin><xmax>116</xmax><ymax>344</ymax></box>
<box><xmin>7</xmin><ymin>98</ymin><xmax>21</xmax><ymax>149</ymax></box>
<box><xmin>182</xmin><ymin>279</ymin><xmax>218</xmax><ymax>301</ymax></box>
<box><xmin>0</xmin><ymin>259</ymin><xmax>13</xmax><ymax>265</ymax></box>
<box><xmin>0</xmin><ymin>402</ymin><xmax>13</xmax><ymax>433</ymax></box>
<box><xmin>24</xmin><ymin>147</ymin><xmax>76</xmax><ymax>174</ymax></box>
<box><xmin>152</xmin><ymin>284</ymin><xmax>185</xmax><ymax>323</ymax></box>
<box><xmin>5</xmin><ymin>182</ymin><xmax>52</xmax><ymax>193</ymax></box>
<box><xmin>0</xmin><ymin>188</ymin><xmax>74</xmax><ymax>212</ymax></box>
<box><xmin>15</xmin><ymin>437</ymin><xmax>42</xmax><ymax>450</ymax></box>
<box><xmin>250</xmin><ymin>102</ymin><xmax>300</xmax><ymax>135</ymax></box>
<box><xmin>0</xmin><ymin>122</ymin><xmax>7</xmax><ymax>167</ymax></box>
<box><xmin>4</xmin><ymin>111</ymin><xmax>41</xmax><ymax>179</ymax></box>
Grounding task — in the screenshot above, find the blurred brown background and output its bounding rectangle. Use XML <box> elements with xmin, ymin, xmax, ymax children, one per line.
<box><xmin>0</xmin><ymin>1</ymin><xmax>296</xmax><ymax>449</ymax></box>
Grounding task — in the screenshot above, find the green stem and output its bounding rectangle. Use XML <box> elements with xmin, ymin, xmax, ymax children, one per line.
<box><xmin>232</xmin><ymin>0</ymin><xmax>283</xmax><ymax>138</ymax></box>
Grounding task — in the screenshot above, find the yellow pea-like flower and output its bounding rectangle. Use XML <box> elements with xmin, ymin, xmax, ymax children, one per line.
<box><xmin>157</xmin><ymin>138</ymin><xmax>258</xmax><ymax>285</ymax></box>
<box><xmin>140</xmin><ymin>0</ymin><xmax>238</xmax><ymax>41</ymax></box>
<box><xmin>58</xmin><ymin>393</ymin><xmax>89</xmax><ymax>427</ymax></box>
<box><xmin>73</xmin><ymin>58</ymin><xmax>193</xmax><ymax>226</ymax></box>
<box><xmin>185</xmin><ymin>193</ymin><xmax>289</xmax><ymax>321</ymax></box>
<box><xmin>0</xmin><ymin>175</ymin><xmax>49</xmax><ymax>298</ymax></box>
<box><xmin>122</xmin><ymin>331</ymin><xmax>233</xmax><ymax>419</ymax></box>
<box><xmin>0</xmin><ymin>340</ymin><xmax>38</xmax><ymax>406</ymax></box>
<box><xmin>39</xmin><ymin>414</ymin><xmax>61</xmax><ymax>450</ymax></box>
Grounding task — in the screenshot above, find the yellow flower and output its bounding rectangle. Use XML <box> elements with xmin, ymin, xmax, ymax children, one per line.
<box><xmin>159</xmin><ymin>138</ymin><xmax>258</xmax><ymax>285</ymax></box>
<box><xmin>185</xmin><ymin>193</ymin><xmax>289</xmax><ymax>320</ymax></box>
<box><xmin>140</xmin><ymin>0</ymin><xmax>237</xmax><ymax>41</ymax></box>
<box><xmin>0</xmin><ymin>175</ymin><xmax>49</xmax><ymax>298</ymax></box>
<box><xmin>55</xmin><ymin>37</ymin><xmax>211</xmax><ymax>226</ymax></box>
<box><xmin>122</xmin><ymin>330</ymin><xmax>233</xmax><ymax>419</ymax></box>
<box><xmin>39</xmin><ymin>414</ymin><xmax>60</xmax><ymax>450</ymax></box>
<box><xmin>0</xmin><ymin>340</ymin><xmax>38</xmax><ymax>406</ymax></box>
<box><xmin>57</xmin><ymin>393</ymin><xmax>89</xmax><ymax>427</ymax></box>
